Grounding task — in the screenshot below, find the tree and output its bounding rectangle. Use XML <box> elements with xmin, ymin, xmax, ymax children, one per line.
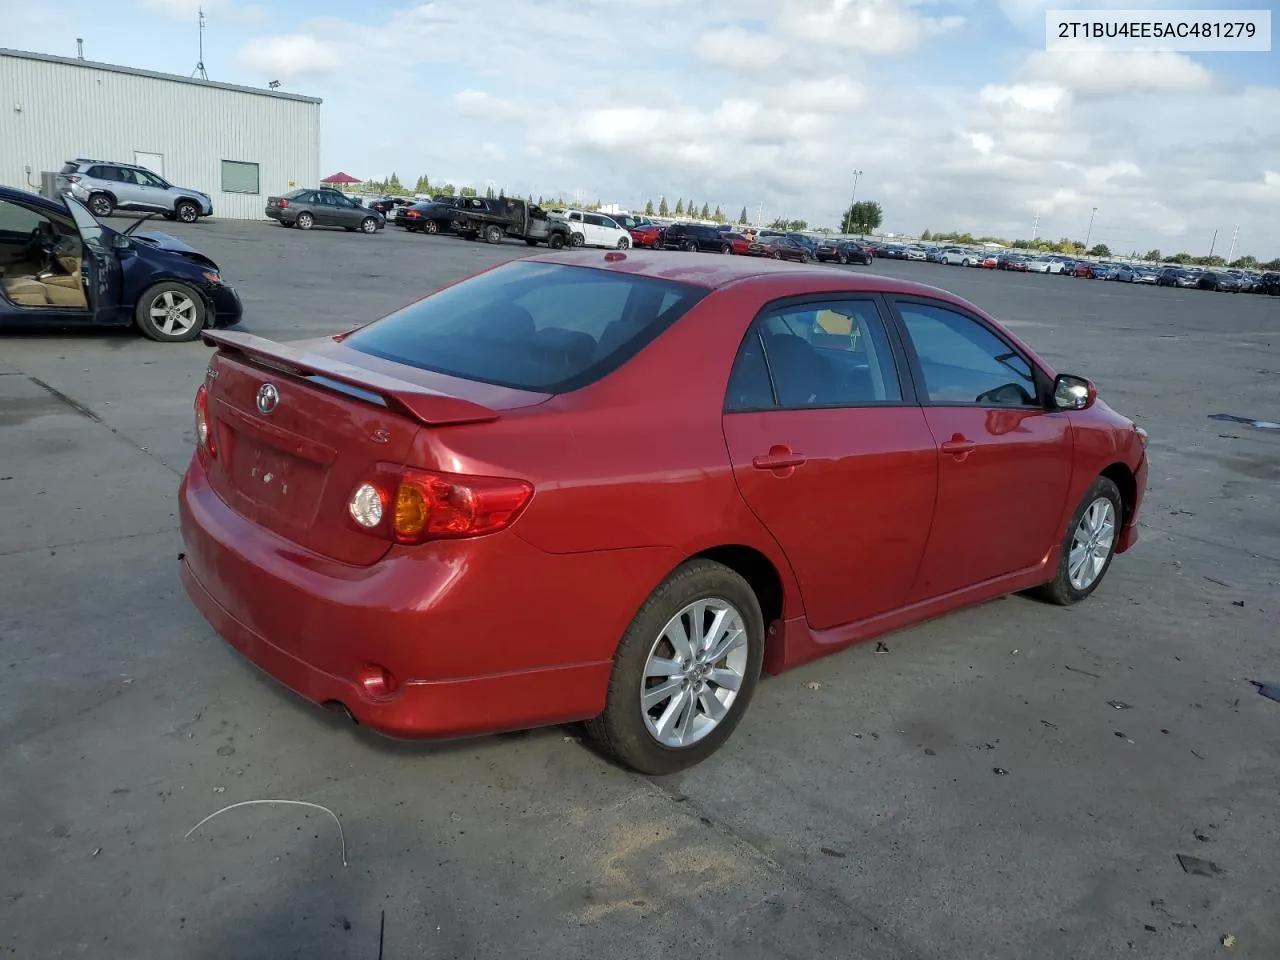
<box><xmin>920</xmin><ymin>229</ymin><xmax>932</xmax><ymax>241</ymax></box>
<box><xmin>659</xmin><ymin>197</ymin><xmax>670</xmax><ymax>216</ymax></box>
<box><xmin>712</xmin><ymin>205</ymin><xmax>723</xmax><ymax>222</ymax></box>
<box><xmin>738</xmin><ymin>206</ymin><xmax>748</xmax><ymax>224</ymax></box>
<box><xmin>1087</xmin><ymin>243</ymin><xmax>1111</xmax><ymax>257</ymax></box>
<box><xmin>537</xmin><ymin>194</ymin><xmax>544</xmax><ymax>204</ymax></box>
<box><xmin>842</xmin><ymin>200</ymin><xmax>883</xmax><ymax>235</ymax></box>
<box><xmin>388</xmin><ymin>172</ymin><xmax>404</xmax><ymax>193</ymax></box>
<box><xmin>1230</xmin><ymin>255</ymin><xmax>1257</xmax><ymax>268</ymax></box>
<box><xmin>413</xmin><ymin>174</ymin><xmax>431</xmax><ymax>194</ymax></box>
<box><xmin>459</xmin><ymin>186</ymin><xmax>478</xmax><ymax>197</ymax></box>
<box><xmin>644</xmin><ymin>199</ymin><xmax>655</xmax><ymax>215</ymax></box>
<box><xmin>1143</xmin><ymin>249</ymin><xmax>1161</xmax><ymax>262</ymax></box>
<box><xmin>484</xmin><ymin>185</ymin><xmax>496</xmax><ymax>199</ymax></box>
<box><xmin>674</xmin><ymin>199</ymin><xmax>685</xmax><ymax>215</ymax></box>
<box><xmin>699</xmin><ymin>202</ymin><xmax>711</xmax><ymax>219</ymax></box>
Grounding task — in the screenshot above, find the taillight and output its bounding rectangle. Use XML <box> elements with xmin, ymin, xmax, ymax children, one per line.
<box><xmin>66</xmin><ymin>175</ymin><xmax>81</xmax><ymax>183</ymax></box>
<box><xmin>278</xmin><ymin>199</ymin><xmax>289</xmax><ymax>208</ymax></box>
<box><xmin>347</xmin><ymin>465</ymin><xmax>532</xmax><ymax>544</ymax></box>
<box><xmin>407</xmin><ymin>210</ymin><xmax>420</xmax><ymax>218</ymax></box>
<box><xmin>194</xmin><ymin>384</ymin><xmax>217</xmax><ymax>458</ymax></box>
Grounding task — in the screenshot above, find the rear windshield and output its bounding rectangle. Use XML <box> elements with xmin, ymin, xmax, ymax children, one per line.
<box><xmin>345</xmin><ymin>261</ymin><xmax>709</xmax><ymax>393</ymax></box>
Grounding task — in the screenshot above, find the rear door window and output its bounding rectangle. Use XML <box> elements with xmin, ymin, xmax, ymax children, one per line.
<box><xmin>345</xmin><ymin>261</ymin><xmax>709</xmax><ymax>393</ymax></box>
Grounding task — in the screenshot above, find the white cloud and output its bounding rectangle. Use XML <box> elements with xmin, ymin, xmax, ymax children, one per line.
<box><xmin>778</xmin><ymin>0</ymin><xmax>965</xmax><ymax>54</ymax></box>
<box><xmin>237</xmin><ymin>34</ymin><xmax>344</xmax><ymax>80</ymax></box>
<box><xmin>979</xmin><ymin>83</ymin><xmax>1070</xmax><ymax>113</ymax></box>
<box><xmin>1020</xmin><ymin>50</ymin><xmax>1215</xmax><ymax>96</ymax></box>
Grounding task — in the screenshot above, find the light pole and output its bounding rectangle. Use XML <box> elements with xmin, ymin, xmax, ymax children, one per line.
<box><xmin>1083</xmin><ymin>206</ymin><xmax>1098</xmax><ymax>251</ymax></box>
<box><xmin>844</xmin><ymin>169</ymin><xmax>862</xmax><ymax>235</ymax></box>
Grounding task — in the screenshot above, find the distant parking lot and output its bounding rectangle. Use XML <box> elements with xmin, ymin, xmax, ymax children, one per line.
<box><xmin>2</xmin><ymin>219</ymin><xmax>1278</xmax><ymax>959</ymax></box>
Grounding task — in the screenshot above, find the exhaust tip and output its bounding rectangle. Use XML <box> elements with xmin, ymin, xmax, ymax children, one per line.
<box><xmin>323</xmin><ymin>700</ymin><xmax>358</xmax><ymax>725</ymax></box>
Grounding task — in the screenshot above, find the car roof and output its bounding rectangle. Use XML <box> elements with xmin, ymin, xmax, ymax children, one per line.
<box><xmin>0</xmin><ymin>185</ymin><xmax>71</xmax><ymax>217</ymax></box>
<box><xmin>524</xmin><ymin>249</ymin><xmax>983</xmax><ymax>307</ymax></box>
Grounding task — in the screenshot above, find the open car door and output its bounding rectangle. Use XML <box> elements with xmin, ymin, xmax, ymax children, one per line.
<box><xmin>64</xmin><ymin>195</ymin><xmax>123</xmax><ymax>324</ymax></box>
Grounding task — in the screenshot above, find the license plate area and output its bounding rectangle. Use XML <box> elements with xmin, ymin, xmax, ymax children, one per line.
<box><xmin>227</xmin><ymin>431</ymin><xmax>325</xmax><ymax>523</ymax></box>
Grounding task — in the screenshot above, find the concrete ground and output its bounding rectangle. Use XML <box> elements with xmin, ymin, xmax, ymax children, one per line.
<box><xmin>2</xmin><ymin>219</ymin><xmax>1277</xmax><ymax>960</ymax></box>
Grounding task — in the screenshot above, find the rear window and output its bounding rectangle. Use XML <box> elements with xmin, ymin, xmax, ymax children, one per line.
<box><xmin>345</xmin><ymin>261</ymin><xmax>709</xmax><ymax>393</ymax></box>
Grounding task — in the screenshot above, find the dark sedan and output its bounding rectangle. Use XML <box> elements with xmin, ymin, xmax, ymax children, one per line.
<box><xmin>395</xmin><ymin>201</ymin><xmax>459</xmax><ymax>234</ymax></box>
<box><xmin>265</xmin><ymin>188</ymin><xmax>385</xmax><ymax>233</ymax></box>
<box><xmin>746</xmin><ymin>235</ymin><xmax>812</xmax><ymax>262</ymax></box>
<box><xmin>1197</xmin><ymin>271</ymin><xmax>1241</xmax><ymax>293</ymax></box>
<box><xmin>814</xmin><ymin>239</ymin><xmax>874</xmax><ymax>265</ymax></box>
<box><xmin>1</xmin><ymin>185</ymin><xmax>241</xmax><ymax>342</ymax></box>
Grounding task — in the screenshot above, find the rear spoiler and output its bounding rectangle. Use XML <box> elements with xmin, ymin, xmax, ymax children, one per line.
<box><xmin>202</xmin><ymin>330</ymin><xmax>501</xmax><ymax>426</ymax></box>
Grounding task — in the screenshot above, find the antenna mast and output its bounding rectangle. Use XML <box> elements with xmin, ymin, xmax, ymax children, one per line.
<box><xmin>192</xmin><ymin>6</ymin><xmax>208</xmax><ymax>79</ymax></box>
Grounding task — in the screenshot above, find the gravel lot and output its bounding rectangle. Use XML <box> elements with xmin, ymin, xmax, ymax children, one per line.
<box><xmin>2</xmin><ymin>219</ymin><xmax>1277</xmax><ymax>960</ymax></box>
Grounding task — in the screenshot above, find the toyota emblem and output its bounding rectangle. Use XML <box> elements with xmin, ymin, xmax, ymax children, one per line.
<box><xmin>256</xmin><ymin>383</ymin><xmax>280</xmax><ymax>415</ymax></box>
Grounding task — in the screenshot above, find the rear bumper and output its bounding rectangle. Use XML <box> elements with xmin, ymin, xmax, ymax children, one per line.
<box><xmin>178</xmin><ymin>459</ymin><xmax>669</xmax><ymax>739</ymax></box>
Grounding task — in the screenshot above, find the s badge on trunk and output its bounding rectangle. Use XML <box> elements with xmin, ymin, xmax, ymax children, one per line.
<box><xmin>256</xmin><ymin>383</ymin><xmax>279</xmax><ymax>415</ymax></box>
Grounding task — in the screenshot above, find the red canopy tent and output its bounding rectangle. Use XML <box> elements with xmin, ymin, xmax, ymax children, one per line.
<box><xmin>320</xmin><ymin>172</ymin><xmax>361</xmax><ymax>187</ymax></box>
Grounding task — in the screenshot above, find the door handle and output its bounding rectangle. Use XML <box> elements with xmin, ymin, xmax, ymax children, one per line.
<box><xmin>753</xmin><ymin>451</ymin><xmax>807</xmax><ymax>470</ymax></box>
<box><xmin>940</xmin><ymin>438</ymin><xmax>976</xmax><ymax>456</ymax></box>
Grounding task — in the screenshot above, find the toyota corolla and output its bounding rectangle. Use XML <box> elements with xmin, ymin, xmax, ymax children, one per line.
<box><xmin>179</xmin><ymin>252</ymin><xmax>1148</xmax><ymax>774</ymax></box>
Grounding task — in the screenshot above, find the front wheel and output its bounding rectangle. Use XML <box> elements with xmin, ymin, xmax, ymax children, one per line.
<box><xmin>548</xmin><ymin>232</ymin><xmax>566</xmax><ymax>250</ymax></box>
<box><xmin>134</xmin><ymin>281</ymin><xmax>206</xmax><ymax>343</ymax></box>
<box><xmin>176</xmin><ymin>200</ymin><xmax>200</xmax><ymax>223</ymax></box>
<box><xmin>360</xmin><ymin>217</ymin><xmax>379</xmax><ymax>234</ymax></box>
<box><xmin>583</xmin><ymin>559</ymin><xmax>764</xmax><ymax>775</ymax></box>
<box><xmin>1032</xmin><ymin>476</ymin><xmax>1122</xmax><ymax>606</ymax></box>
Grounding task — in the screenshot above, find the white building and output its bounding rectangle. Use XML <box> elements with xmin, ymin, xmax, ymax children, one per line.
<box><xmin>0</xmin><ymin>48</ymin><xmax>321</xmax><ymax>220</ymax></box>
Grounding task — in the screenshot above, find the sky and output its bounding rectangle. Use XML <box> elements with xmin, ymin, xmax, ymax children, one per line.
<box><xmin>3</xmin><ymin>0</ymin><xmax>1278</xmax><ymax>258</ymax></box>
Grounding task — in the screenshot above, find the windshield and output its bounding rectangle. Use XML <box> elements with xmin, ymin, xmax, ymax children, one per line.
<box><xmin>345</xmin><ymin>261</ymin><xmax>709</xmax><ymax>393</ymax></box>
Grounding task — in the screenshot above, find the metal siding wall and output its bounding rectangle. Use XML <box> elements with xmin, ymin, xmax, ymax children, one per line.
<box><xmin>0</xmin><ymin>55</ymin><xmax>319</xmax><ymax>220</ymax></box>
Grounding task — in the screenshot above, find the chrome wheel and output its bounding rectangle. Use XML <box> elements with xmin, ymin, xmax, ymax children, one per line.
<box><xmin>1068</xmin><ymin>497</ymin><xmax>1116</xmax><ymax>591</ymax></box>
<box><xmin>361</xmin><ymin>217</ymin><xmax>378</xmax><ymax>233</ymax></box>
<box><xmin>149</xmin><ymin>289</ymin><xmax>199</xmax><ymax>337</ymax></box>
<box><xmin>641</xmin><ymin>598</ymin><xmax>748</xmax><ymax>748</ymax></box>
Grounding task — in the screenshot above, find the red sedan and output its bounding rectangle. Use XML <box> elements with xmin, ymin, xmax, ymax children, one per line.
<box><xmin>613</xmin><ymin>214</ymin><xmax>661</xmax><ymax>249</ymax></box>
<box><xmin>180</xmin><ymin>252</ymin><xmax>1149</xmax><ymax>774</ymax></box>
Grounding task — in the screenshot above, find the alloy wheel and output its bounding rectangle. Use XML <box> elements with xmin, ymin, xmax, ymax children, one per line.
<box><xmin>149</xmin><ymin>290</ymin><xmax>199</xmax><ymax>338</ymax></box>
<box><xmin>640</xmin><ymin>598</ymin><xmax>748</xmax><ymax>748</ymax></box>
<box><xmin>1068</xmin><ymin>497</ymin><xmax>1116</xmax><ymax>591</ymax></box>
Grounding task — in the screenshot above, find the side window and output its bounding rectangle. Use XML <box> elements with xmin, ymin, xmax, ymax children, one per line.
<box><xmin>584</xmin><ymin>214</ymin><xmax>605</xmax><ymax>227</ymax></box>
<box><xmin>725</xmin><ymin>300</ymin><xmax>902</xmax><ymax>412</ymax></box>
<box><xmin>725</xmin><ymin>330</ymin><xmax>775</xmax><ymax>411</ymax></box>
<box><xmin>0</xmin><ymin>198</ymin><xmax>53</xmax><ymax>234</ymax></box>
<box><xmin>896</xmin><ymin>302</ymin><xmax>1038</xmax><ymax>407</ymax></box>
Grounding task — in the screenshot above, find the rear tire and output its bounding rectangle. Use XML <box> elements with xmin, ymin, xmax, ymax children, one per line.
<box><xmin>584</xmin><ymin>559</ymin><xmax>765</xmax><ymax>775</ymax></box>
<box><xmin>1032</xmin><ymin>476</ymin><xmax>1122</xmax><ymax>606</ymax></box>
<box><xmin>685</xmin><ymin>241</ymin><xmax>697</xmax><ymax>253</ymax></box>
<box><xmin>423</xmin><ymin>220</ymin><xmax>439</xmax><ymax>234</ymax></box>
<box><xmin>88</xmin><ymin>193</ymin><xmax>114</xmax><ymax>217</ymax></box>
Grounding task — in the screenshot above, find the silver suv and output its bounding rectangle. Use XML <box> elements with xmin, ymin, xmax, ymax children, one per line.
<box><xmin>56</xmin><ymin>159</ymin><xmax>213</xmax><ymax>223</ymax></box>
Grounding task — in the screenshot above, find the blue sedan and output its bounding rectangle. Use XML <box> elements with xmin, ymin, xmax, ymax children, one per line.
<box><xmin>0</xmin><ymin>185</ymin><xmax>241</xmax><ymax>342</ymax></box>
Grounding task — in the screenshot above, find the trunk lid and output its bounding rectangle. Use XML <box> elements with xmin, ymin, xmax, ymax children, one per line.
<box><xmin>200</xmin><ymin>330</ymin><xmax>544</xmax><ymax>565</ymax></box>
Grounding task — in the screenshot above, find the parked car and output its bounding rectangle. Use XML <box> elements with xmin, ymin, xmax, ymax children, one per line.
<box><xmin>981</xmin><ymin>256</ymin><xmax>999</xmax><ymax>269</ymax></box>
<box><xmin>1156</xmin><ymin>267</ymin><xmax>1199</xmax><ymax>288</ymax></box>
<box><xmin>1197</xmin><ymin>271</ymin><xmax>1241</xmax><ymax>292</ymax></box>
<box><xmin>1</xmin><ymin>185</ymin><xmax>240</xmax><ymax>342</ymax></box>
<box><xmin>1071</xmin><ymin>261</ymin><xmax>1097</xmax><ymax>278</ymax></box>
<box><xmin>904</xmin><ymin>245</ymin><xmax>928</xmax><ymax>261</ymax></box>
<box><xmin>547</xmin><ymin>209</ymin><xmax>631</xmax><ymax>249</ymax></box>
<box><xmin>939</xmin><ymin>247</ymin><xmax>978</xmax><ymax>267</ymax></box>
<box><xmin>1251</xmin><ymin>272</ymin><xmax>1280</xmax><ymax>296</ymax></box>
<box><xmin>395</xmin><ymin>200</ymin><xmax>458</xmax><ymax>234</ymax></box>
<box><xmin>178</xmin><ymin>252</ymin><xmax>1148</xmax><ymax>774</ymax></box>
<box><xmin>746</xmin><ymin>235</ymin><xmax>812</xmax><ymax>261</ymax></box>
<box><xmin>265</xmin><ymin>189</ymin><xmax>385</xmax><ymax>233</ymax></box>
<box><xmin>612</xmin><ymin>214</ymin><xmax>662</xmax><ymax>249</ymax></box>
<box><xmin>1027</xmin><ymin>257</ymin><xmax>1069</xmax><ymax>274</ymax></box>
<box><xmin>369</xmin><ymin>197</ymin><xmax>413</xmax><ymax>216</ymax></box>
<box><xmin>56</xmin><ymin>158</ymin><xmax>214</xmax><ymax>223</ymax></box>
<box><xmin>1112</xmin><ymin>265</ymin><xmax>1158</xmax><ymax>284</ymax></box>
<box><xmin>720</xmin><ymin>231</ymin><xmax>752</xmax><ymax>255</ymax></box>
<box><xmin>658</xmin><ymin>222</ymin><xmax>734</xmax><ymax>253</ymax></box>
<box><xmin>814</xmin><ymin>239</ymin><xmax>874</xmax><ymax>265</ymax></box>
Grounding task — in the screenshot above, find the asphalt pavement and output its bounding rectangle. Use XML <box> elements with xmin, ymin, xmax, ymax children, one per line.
<box><xmin>2</xmin><ymin>219</ymin><xmax>1277</xmax><ymax>959</ymax></box>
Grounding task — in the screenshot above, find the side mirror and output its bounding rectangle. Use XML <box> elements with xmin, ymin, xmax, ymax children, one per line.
<box><xmin>1053</xmin><ymin>373</ymin><xmax>1096</xmax><ymax>411</ymax></box>
<box><xmin>111</xmin><ymin>233</ymin><xmax>132</xmax><ymax>251</ymax></box>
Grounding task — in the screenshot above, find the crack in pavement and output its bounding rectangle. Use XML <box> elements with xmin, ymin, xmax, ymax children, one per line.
<box><xmin>23</xmin><ymin>376</ymin><xmax>184</xmax><ymax>478</ymax></box>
